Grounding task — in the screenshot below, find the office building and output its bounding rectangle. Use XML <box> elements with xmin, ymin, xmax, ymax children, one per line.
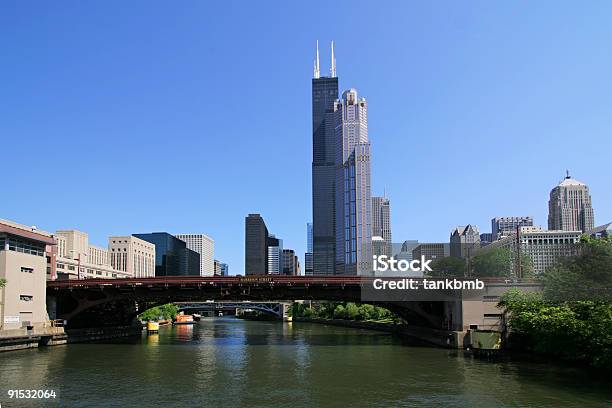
<box><xmin>412</xmin><ymin>243</ymin><xmax>449</xmax><ymax>263</ymax></box>
<box><xmin>54</xmin><ymin>230</ymin><xmax>134</xmax><ymax>280</ymax></box>
<box><xmin>245</xmin><ymin>214</ymin><xmax>268</xmax><ymax>275</ymax></box>
<box><xmin>267</xmin><ymin>235</ymin><xmax>283</xmax><ymax>275</ymax></box>
<box><xmin>220</xmin><ymin>263</ymin><xmax>229</xmax><ymax>276</ymax></box>
<box><xmin>133</xmin><ymin>233</ymin><xmax>200</xmax><ymax>276</ymax></box>
<box><xmin>312</xmin><ymin>41</ymin><xmax>339</xmax><ymax>275</ymax></box>
<box><xmin>480</xmin><ymin>233</ymin><xmax>493</xmax><ymax>247</ymax></box>
<box><xmin>108</xmin><ymin>235</ymin><xmax>156</xmax><ymax>278</ymax></box>
<box><xmin>334</xmin><ymin>88</ymin><xmax>373</xmax><ymax>275</ymax></box>
<box><xmin>548</xmin><ymin>172</ymin><xmax>595</xmax><ymax>233</ymax></box>
<box><xmin>0</xmin><ymin>219</ymin><xmax>56</xmax><ymax>335</ymax></box>
<box><xmin>372</xmin><ymin>196</ymin><xmax>392</xmax><ymax>257</ymax></box>
<box><xmin>213</xmin><ymin>259</ymin><xmax>221</xmax><ymax>276</ymax></box>
<box><xmin>476</xmin><ymin>226</ymin><xmax>581</xmax><ymax>275</ymax></box>
<box><xmin>491</xmin><ymin>217</ymin><xmax>534</xmax><ymax>240</ymax></box>
<box><xmin>175</xmin><ymin>234</ymin><xmax>214</xmax><ymax>276</ymax></box>
<box><xmin>282</xmin><ymin>249</ymin><xmax>300</xmax><ymax>276</ymax></box>
<box><xmin>305</xmin><ymin>222</ymin><xmax>313</xmax><ymax>275</ymax></box>
<box><xmin>450</xmin><ymin>225</ymin><xmax>481</xmax><ymax>258</ymax></box>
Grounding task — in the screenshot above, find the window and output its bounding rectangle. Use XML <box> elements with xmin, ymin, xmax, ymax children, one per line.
<box><xmin>20</xmin><ymin>295</ymin><xmax>33</xmax><ymax>302</ymax></box>
<box><xmin>21</xmin><ymin>267</ymin><xmax>33</xmax><ymax>274</ymax></box>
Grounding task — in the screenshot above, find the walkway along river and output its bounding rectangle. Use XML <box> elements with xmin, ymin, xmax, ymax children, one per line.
<box><xmin>0</xmin><ymin>317</ymin><xmax>610</xmax><ymax>407</ymax></box>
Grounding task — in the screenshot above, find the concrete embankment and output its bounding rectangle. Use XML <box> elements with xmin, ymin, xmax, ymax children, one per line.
<box><xmin>0</xmin><ymin>329</ymin><xmax>68</xmax><ymax>352</ymax></box>
<box><xmin>293</xmin><ymin>318</ymin><xmax>465</xmax><ymax>348</ymax></box>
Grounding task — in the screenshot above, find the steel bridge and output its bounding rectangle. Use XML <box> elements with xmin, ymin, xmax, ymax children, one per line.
<box><xmin>175</xmin><ymin>301</ymin><xmax>290</xmax><ymax>319</ymax></box>
<box><xmin>46</xmin><ymin>276</ymin><xmax>539</xmax><ymax>339</ymax></box>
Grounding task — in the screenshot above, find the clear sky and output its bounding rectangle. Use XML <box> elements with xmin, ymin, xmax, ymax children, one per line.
<box><xmin>2</xmin><ymin>1</ymin><xmax>611</xmax><ymax>275</ymax></box>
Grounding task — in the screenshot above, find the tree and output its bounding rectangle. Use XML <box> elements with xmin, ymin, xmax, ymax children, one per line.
<box><xmin>471</xmin><ymin>248</ymin><xmax>534</xmax><ymax>278</ymax></box>
<box><xmin>429</xmin><ymin>256</ymin><xmax>466</xmax><ymax>277</ymax></box>
<box><xmin>541</xmin><ymin>236</ymin><xmax>612</xmax><ymax>302</ymax></box>
<box><xmin>0</xmin><ymin>278</ymin><xmax>6</xmax><ymax>288</ymax></box>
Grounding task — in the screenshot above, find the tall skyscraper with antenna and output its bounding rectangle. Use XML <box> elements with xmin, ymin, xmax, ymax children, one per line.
<box><xmin>311</xmin><ymin>41</ymin><xmax>339</xmax><ymax>275</ymax></box>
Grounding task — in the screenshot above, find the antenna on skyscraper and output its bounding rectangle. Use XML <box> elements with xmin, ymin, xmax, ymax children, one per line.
<box><xmin>313</xmin><ymin>40</ymin><xmax>320</xmax><ymax>79</ymax></box>
<box><xmin>330</xmin><ymin>41</ymin><xmax>336</xmax><ymax>77</ymax></box>
<box><xmin>565</xmin><ymin>169</ymin><xmax>570</xmax><ymax>179</ymax></box>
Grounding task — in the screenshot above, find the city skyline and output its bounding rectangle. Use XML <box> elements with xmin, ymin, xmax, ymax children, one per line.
<box><xmin>2</xmin><ymin>2</ymin><xmax>612</xmax><ymax>275</ymax></box>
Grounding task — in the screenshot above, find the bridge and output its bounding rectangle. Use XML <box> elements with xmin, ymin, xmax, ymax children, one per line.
<box><xmin>46</xmin><ymin>276</ymin><xmax>540</xmax><ymax>344</ymax></box>
<box><xmin>175</xmin><ymin>301</ymin><xmax>291</xmax><ymax>319</ymax></box>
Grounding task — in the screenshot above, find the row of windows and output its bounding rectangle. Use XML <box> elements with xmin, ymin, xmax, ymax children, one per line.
<box><xmin>0</xmin><ymin>237</ymin><xmax>45</xmax><ymax>257</ymax></box>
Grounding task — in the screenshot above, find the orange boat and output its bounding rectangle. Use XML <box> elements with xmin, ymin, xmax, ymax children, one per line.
<box><xmin>173</xmin><ymin>314</ymin><xmax>195</xmax><ymax>325</ymax></box>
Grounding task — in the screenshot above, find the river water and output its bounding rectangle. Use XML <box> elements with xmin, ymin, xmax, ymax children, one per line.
<box><xmin>0</xmin><ymin>317</ymin><xmax>610</xmax><ymax>407</ymax></box>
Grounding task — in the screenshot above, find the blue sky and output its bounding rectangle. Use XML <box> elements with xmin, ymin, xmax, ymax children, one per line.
<box><xmin>2</xmin><ymin>1</ymin><xmax>611</xmax><ymax>275</ymax></box>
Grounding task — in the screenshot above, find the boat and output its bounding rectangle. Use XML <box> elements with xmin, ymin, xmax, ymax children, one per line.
<box><xmin>146</xmin><ymin>321</ymin><xmax>159</xmax><ymax>334</ymax></box>
<box><xmin>173</xmin><ymin>314</ymin><xmax>195</xmax><ymax>325</ymax></box>
<box><xmin>158</xmin><ymin>319</ymin><xmax>171</xmax><ymax>326</ymax></box>
<box><xmin>192</xmin><ymin>314</ymin><xmax>201</xmax><ymax>321</ymax></box>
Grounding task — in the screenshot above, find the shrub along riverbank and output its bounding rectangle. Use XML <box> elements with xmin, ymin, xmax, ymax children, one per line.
<box><xmin>290</xmin><ymin>302</ymin><xmax>403</xmax><ymax>325</ymax></box>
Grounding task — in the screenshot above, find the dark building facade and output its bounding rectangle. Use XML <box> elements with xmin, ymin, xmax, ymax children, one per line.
<box><xmin>133</xmin><ymin>232</ymin><xmax>200</xmax><ymax>277</ymax></box>
<box><xmin>245</xmin><ymin>214</ymin><xmax>268</xmax><ymax>275</ymax></box>
<box><xmin>312</xmin><ymin>66</ymin><xmax>339</xmax><ymax>275</ymax></box>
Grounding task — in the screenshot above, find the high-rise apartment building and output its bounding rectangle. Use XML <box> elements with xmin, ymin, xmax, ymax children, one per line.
<box><xmin>175</xmin><ymin>234</ymin><xmax>214</xmax><ymax>277</ymax></box>
<box><xmin>312</xmin><ymin>42</ymin><xmax>339</xmax><ymax>275</ymax></box>
<box><xmin>305</xmin><ymin>222</ymin><xmax>313</xmax><ymax>275</ymax></box>
<box><xmin>548</xmin><ymin>172</ymin><xmax>595</xmax><ymax>233</ymax></box>
<box><xmin>108</xmin><ymin>235</ymin><xmax>156</xmax><ymax>278</ymax></box>
<box><xmin>372</xmin><ymin>196</ymin><xmax>392</xmax><ymax>257</ymax></box>
<box><xmin>334</xmin><ymin>88</ymin><xmax>373</xmax><ymax>275</ymax></box>
<box><xmin>245</xmin><ymin>214</ymin><xmax>268</xmax><ymax>275</ymax></box>
<box><xmin>450</xmin><ymin>225</ymin><xmax>481</xmax><ymax>258</ymax></box>
<box><xmin>491</xmin><ymin>216</ymin><xmax>534</xmax><ymax>240</ymax></box>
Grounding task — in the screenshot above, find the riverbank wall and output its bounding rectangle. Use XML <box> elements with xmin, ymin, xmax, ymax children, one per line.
<box><xmin>293</xmin><ymin>317</ymin><xmax>466</xmax><ymax>348</ymax></box>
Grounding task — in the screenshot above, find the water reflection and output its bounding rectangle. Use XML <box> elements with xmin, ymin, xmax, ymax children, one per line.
<box><xmin>0</xmin><ymin>317</ymin><xmax>610</xmax><ymax>408</ymax></box>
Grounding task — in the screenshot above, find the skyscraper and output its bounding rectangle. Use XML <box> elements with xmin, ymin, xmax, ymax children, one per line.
<box><xmin>334</xmin><ymin>88</ymin><xmax>373</xmax><ymax>275</ymax></box>
<box><xmin>312</xmin><ymin>41</ymin><xmax>339</xmax><ymax>275</ymax></box>
<box><xmin>372</xmin><ymin>196</ymin><xmax>392</xmax><ymax>257</ymax></box>
<box><xmin>305</xmin><ymin>222</ymin><xmax>313</xmax><ymax>275</ymax></box>
<box><xmin>245</xmin><ymin>214</ymin><xmax>268</xmax><ymax>275</ymax></box>
<box><xmin>175</xmin><ymin>234</ymin><xmax>214</xmax><ymax>276</ymax></box>
<box><xmin>266</xmin><ymin>235</ymin><xmax>283</xmax><ymax>275</ymax></box>
<box><xmin>548</xmin><ymin>172</ymin><xmax>595</xmax><ymax>233</ymax></box>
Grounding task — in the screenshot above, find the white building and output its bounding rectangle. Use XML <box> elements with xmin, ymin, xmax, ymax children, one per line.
<box><xmin>175</xmin><ymin>234</ymin><xmax>214</xmax><ymax>277</ymax></box>
<box><xmin>108</xmin><ymin>236</ymin><xmax>156</xmax><ymax>278</ymax></box>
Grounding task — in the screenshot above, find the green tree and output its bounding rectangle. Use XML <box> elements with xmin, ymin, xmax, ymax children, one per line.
<box><xmin>429</xmin><ymin>256</ymin><xmax>466</xmax><ymax>277</ymax></box>
<box><xmin>139</xmin><ymin>303</ymin><xmax>179</xmax><ymax>321</ymax></box>
<box><xmin>0</xmin><ymin>278</ymin><xmax>6</xmax><ymax>288</ymax></box>
<box><xmin>471</xmin><ymin>248</ymin><xmax>535</xmax><ymax>278</ymax></box>
<box><xmin>541</xmin><ymin>236</ymin><xmax>612</xmax><ymax>302</ymax></box>
<box><xmin>345</xmin><ymin>303</ymin><xmax>359</xmax><ymax>320</ymax></box>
